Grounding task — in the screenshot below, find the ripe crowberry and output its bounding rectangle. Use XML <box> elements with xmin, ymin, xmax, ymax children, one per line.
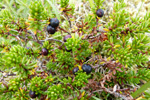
<box><xmin>86</xmin><ymin>56</ymin><xmax>91</xmax><ymax>61</ymax></box>
<box><xmin>47</xmin><ymin>25</ymin><xmax>56</xmax><ymax>34</ymax></box>
<box><xmin>26</xmin><ymin>47</ymin><xmax>33</xmax><ymax>51</ymax></box>
<box><xmin>72</xmin><ymin>67</ymin><xmax>79</xmax><ymax>75</ymax></box>
<box><xmin>42</xmin><ymin>48</ymin><xmax>48</xmax><ymax>56</ymax></box>
<box><xmin>64</xmin><ymin>34</ymin><xmax>72</xmax><ymax>42</ymax></box>
<box><xmin>96</xmin><ymin>9</ymin><xmax>104</xmax><ymax>17</ymax></box>
<box><xmin>29</xmin><ymin>90</ymin><xmax>37</xmax><ymax>98</ymax></box>
<box><xmin>65</xmin><ymin>46</ymin><xmax>72</xmax><ymax>52</ymax></box>
<box><xmin>82</xmin><ymin>64</ymin><xmax>92</xmax><ymax>74</ymax></box>
<box><xmin>50</xmin><ymin>18</ymin><xmax>59</xmax><ymax>28</ymax></box>
<box><xmin>26</xmin><ymin>47</ymin><xmax>31</xmax><ymax>50</ymax></box>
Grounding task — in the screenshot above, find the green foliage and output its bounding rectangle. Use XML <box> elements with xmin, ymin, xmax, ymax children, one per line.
<box><xmin>59</xmin><ymin>0</ymin><xmax>75</xmax><ymax>21</ymax></box>
<box><xmin>1</xmin><ymin>45</ymin><xmax>36</xmax><ymax>77</ymax></box>
<box><xmin>46</xmin><ymin>0</ymin><xmax>61</xmax><ymax>20</ymax></box>
<box><xmin>65</xmin><ymin>34</ymin><xmax>81</xmax><ymax>50</ymax></box>
<box><xmin>106</xmin><ymin>2</ymin><xmax>149</xmax><ymax>35</ymax></box>
<box><xmin>131</xmin><ymin>68</ymin><xmax>150</xmax><ymax>84</ymax></box>
<box><xmin>87</xmin><ymin>0</ymin><xmax>105</xmax><ymax>28</ymax></box>
<box><xmin>45</xmin><ymin>74</ymin><xmax>54</xmax><ymax>85</ymax></box>
<box><xmin>29</xmin><ymin>1</ymin><xmax>48</xmax><ymax>20</ymax></box>
<box><xmin>75</xmin><ymin>40</ymin><xmax>92</xmax><ymax>61</ymax></box>
<box><xmin>0</xmin><ymin>0</ymin><xmax>150</xmax><ymax>100</ymax></box>
<box><xmin>89</xmin><ymin>0</ymin><xmax>105</xmax><ymax>12</ymax></box>
<box><xmin>42</xmin><ymin>40</ymin><xmax>54</xmax><ymax>54</ymax></box>
<box><xmin>30</xmin><ymin>76</ymin><xmax>46</xmax><ymax>94</ymax></box>
<box><xmin>54</xmin><ymin>48</ymin><xmax>75</xmax><ymax>73</ymax></box>
<box><xmin>5</xmin><ymin>46</ymin><xmax>34</xmax><ymax>66</ymax></box>
<box><xmin>0</xmin><ymin>9</ymin><xmax>14</xmax><ymax>32</ymax></box>
<box><xmin>8</xmin><ymin>78</ymin><xmax>21</xmax><ymax>91</ymax></box>
<box><xmin>60</xmin><ymin>0</ymin><xmax>69</xmax><ymax>8</ymax></box>
<box><xmin>65</xmin><ymin>34</ymin><xmax>91</xmax><ymax>60</ymax></box>
<box><xmin>13</xmin><ymin>88</ymin><xmax>29</xmax><ymax>100</ymax></box>
<box><xmin>29</xmin><ymin>0</ymin><xmax>48</xmax><ymax>31</ymax></box>
<box><xmin>47</xmin><ymin>84</ymin><xmax>65</xmax><ymax>100</ymax></box>
<box><xmin>46</xmin><ymin>59</ymin><xmax>57</xmax><ymax>71</ymax></box>
<box><xmin>102</xmin><ymin>2</ymin><xmax>150</xmax><ymax>85</ymax></box>
<box><xmin>113</xmin><ymin>2</ymin><xmax>126</xmax><ymax>12</ymax></box>
<box><xmin>72</xmin><ymin>71</ymin><xmax>91</xmax><ymax>87</ymax></box>
<box><xmin>46</xmin><ymin>34</ymin><xmax>92</xmax><ymax>74</ymax></box>
<box><xmin>114</xmin><ymin>68</ymin><xmax>150</xmax><ymax>85</ymax></box>
<box><xmin>15</xmin><ymin>0</ymin><xmax>30</xmax><ymax>18</ymax></box>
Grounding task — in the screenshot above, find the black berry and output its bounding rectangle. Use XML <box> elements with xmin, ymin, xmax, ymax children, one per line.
<box><xmin>72</xmin><ymin>67</ymin><xmax>79</xmax><ymax>75</ymax></box>
<box><xmin>96</xmin><ymin>9</ymin><xmax>104</xmax><ymax>17</ymax></box>
<box><xmin>86</xmin><ymin>56</ymin><xmax>91</xmax><ymax>61</ymax></box>
<box><xmin>26</xmin><ymin>47</ymin><xmax>33</xmax><ymax>51</ymax></box>
<box><xmin>42</xmin><ymin>48</ymin><xmax>48</xmax><ymax>56</ymax></box>
<box><xmin>126</xmin><ymin>27</ymin><xmax>130</xmax><ymax>33</ymax></box>
<box><xmin>47</xmin><ymin>25</ymin><xmax>56</xmax><ymax>34</ymax></box>
<box><xmin>82</xmin><ymin>64</ymin><xmax>92</xmax><ymax>74</ymax></box>
<box><xmin>65</xmin><ymin>46</ymin><xmax>72</xmax><ymax>52</ymax></box>
<box><xmin>26</xmin><ymin>47</ymin><xmax>31</xmax><ymax>50</ymax></box>
<box><xmin>50</xmin><ymin>18</ymin><xmax>59</xmax><ymax>28</ymax></box>
<box><xmin>64</xmin><ymin>34</ymin><xmax>72</xmax><ymax>42</ymax></box>
<box><xmin>29</xmin><ymin>90</ymin><xmax>37</xmax><ymax>98</ymax></box>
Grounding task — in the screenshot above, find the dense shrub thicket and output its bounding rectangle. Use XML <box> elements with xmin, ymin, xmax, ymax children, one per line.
<box><xmin>0</xmin><ymin>0</ymin><xmax>150</xmax><ymax>100</ymax></box>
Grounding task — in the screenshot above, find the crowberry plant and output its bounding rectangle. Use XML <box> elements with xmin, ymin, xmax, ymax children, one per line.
<box><xmin>0</xmin><ymin>0</ymin><xmax>150</xmax><ymax>100</ymax></box>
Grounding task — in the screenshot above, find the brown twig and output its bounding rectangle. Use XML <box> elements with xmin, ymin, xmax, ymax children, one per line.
<box><xmin>102</xmin><ymin>87</ymin><xmax>133</xmax><ymax>100</ymax></box>
<box><xmin>40</xmin><ymin>38</ymin><xmax>64</xmax><ymax>44</ymax></box>
<box><xmin>4</xmin><ymin>32</ymin><xmax>25</xmax><ymax>40</ymax></box>
<box><xmin>66</xmin><ymin>13</ymin><xmax>72</xmax><ymax>28</ymax></box>
<box><xmin>2</xmin><ymin>82</ymin><xmax>9</xmax><ymax>90</ymax></box>
<box><xmin>35</xmin><ymin>34</ymin><xmax>43</xmax><ymax>46</ymax></box>
<box><xmin>59</xmin><ymin>27</ymin><xmax>71</xmax><ymax>34</ymax></box>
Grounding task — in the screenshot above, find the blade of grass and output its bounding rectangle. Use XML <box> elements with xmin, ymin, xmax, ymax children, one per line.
<box><xmin>88</xmin><ymin>0</ymin><xmax>94</xmax><ymax>9</ymax></box>
<box><xmin>15</xmin><ymin>0</ymin><xmax>30</xmax><ymax>18</ymax></box>
<box><xmin>131</xmin><ymin>80</ymin><xmax>150</xmax><ymax>99</ymax></box>
<box><xmin>15</xmin><ymin>0</ymin><xmax>28</xmax><ymax>8</ymax></box>
<box><xmin>5</xmin><ymin>0</ymin><xmax>17</xmax><ymax>17</ymax></box>
<box><xmin>46</xmin><ymin>0</ymin><xmax>60</xmax><ymax>21</ymax></box>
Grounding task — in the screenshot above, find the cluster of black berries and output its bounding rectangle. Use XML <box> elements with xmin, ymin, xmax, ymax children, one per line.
<box><xmin>72</xmin><ymin>64</ymin><xmax>92</xmax><ymax>75</ymax></box>
<box><xmin>41</xmin><ymin>18</ymin><xmax>60</xmax><ymax>56</ymax></box>
<box><xmin>47</xmin><ymin>18</ymin><xmax>59</xmax><ymax>34</ymax></box>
